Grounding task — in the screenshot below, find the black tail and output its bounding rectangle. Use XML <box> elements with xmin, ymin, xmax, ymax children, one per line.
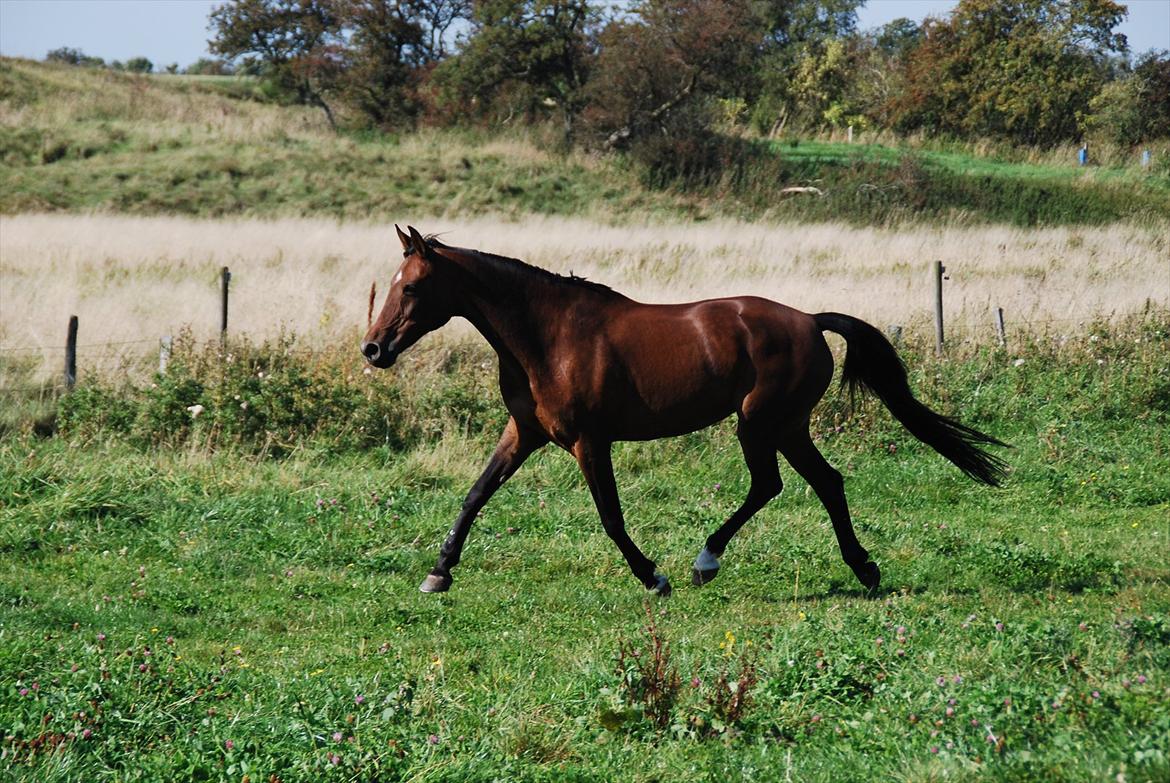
<box><xmin>815</xmin><ymin>312</ymin><xmax>1008</xmax><ymax>486</ymax></box>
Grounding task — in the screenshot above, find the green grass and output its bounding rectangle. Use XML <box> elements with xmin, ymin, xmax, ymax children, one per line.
<box><xmin>3</xmin><ymin>58</ymin><xmax>1169</xmax><ymax>226</ymax></box>
<box><xmin>2</xmin><ymin>318</ymin><xmax>1168</xmax><ymax>781</ymax></box>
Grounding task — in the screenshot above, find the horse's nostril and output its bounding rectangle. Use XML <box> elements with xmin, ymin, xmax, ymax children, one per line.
<box><xmin>362</xmin><ymin>341</ymin><xmax>381</xmax><ymax>361</ymax></box>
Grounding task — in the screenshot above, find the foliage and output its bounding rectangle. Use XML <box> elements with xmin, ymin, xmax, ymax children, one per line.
<box><xmin>44</xmin><ymin>47</ymin><xmax>104</xmax><ymax>68</ymax></box>
<box><xmin>56</xmin><ymin>331</ymin><xmax>505</xmax><ymax>457</ymax></box>
<box><xmin>209</xmin><ymin>0</ymin><xmax>347</xmax><ymax>128</ymax></box>
<box><xmin>891</xmin><ymin>0</ymin><xmax>1128</xmax><ymax>145</ymax></box>
<box><xmin>124</xmin><ymin>57</ymin><xmax>153</xmax><ymax>74</ymax></box>
<box><xmin>1082</xmin><ymin>51</ymin><xmax>1170</xmax><ymax>145</ymax></box>
<box><xmin>582</xmin><ymin>0</ymin><xmax>759</xmax><ymax>151</ymax></box>
<box><xmin>208</xmin><ymin>0</ymin><xmax>469</xmax><ymax>129</ymax></box>
<box><xmin>183</xmin><ymin>57</ymin><xmax>235</xmax><ymax>76</ymax></box>
<box><xmin>749</xmin><ymin>0</ymin><xmax>863</xmax><ymax>133</ymax></box>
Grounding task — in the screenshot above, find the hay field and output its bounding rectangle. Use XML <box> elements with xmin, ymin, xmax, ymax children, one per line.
<box><xmin>2</xmin><ymin>213</ymin><xmax>1167</xmax><ymax>375</ymax></box>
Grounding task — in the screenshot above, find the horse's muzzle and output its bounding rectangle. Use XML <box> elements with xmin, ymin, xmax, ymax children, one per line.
<box><xmin>361</xmin><ymin>340</ymin><xmax>397</xmax><ymax>369</ymax></box>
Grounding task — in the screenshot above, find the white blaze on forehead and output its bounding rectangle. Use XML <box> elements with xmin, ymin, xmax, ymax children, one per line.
<box><xmin>392</xmin><ymin>270</ymin><xmax>403</xmax><ymax>285</ymax></box>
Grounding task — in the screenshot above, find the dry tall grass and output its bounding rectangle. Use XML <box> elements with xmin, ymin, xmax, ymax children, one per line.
<box><xmin>2</xmin><ymin>213</ymin><xmax>1166</xmax><ymax>379</ymax></box>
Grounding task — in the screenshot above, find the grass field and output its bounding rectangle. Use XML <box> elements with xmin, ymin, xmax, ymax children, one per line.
<box><xmin>2</xmin><ymin>316</ymin><xmax>1169</xmax><ymax>781</ymax></box>
<box><xmin>2</xmin><ymin>53</ymin><xmax>1169</xmax><ymax>783</ymax></box>
<box><xmin>3</xmin><ymin>58</ymin><xmax>1169</xmax><ymax>226</ymax></box>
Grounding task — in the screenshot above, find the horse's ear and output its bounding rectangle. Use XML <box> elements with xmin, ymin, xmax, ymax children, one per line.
<box><xmin>407</xmin><ymin>226</ymin><xmax>429</xmax><ymax>258</ymax></box>
<box><xmin>395</xmin><ymin>224</ymin><xmax>410</xmax><ymax>251</ymax></box>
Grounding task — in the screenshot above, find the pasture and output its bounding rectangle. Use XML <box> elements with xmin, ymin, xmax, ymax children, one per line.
<box><xmin>2</xmin><ymin>55</ymin><xmax>1169</xmax><ymax>783</ymax></box>
<box><xmin>2</xmin><ymin>220</ymin><xmax>1169</xmax><ymax>779</ymax></box>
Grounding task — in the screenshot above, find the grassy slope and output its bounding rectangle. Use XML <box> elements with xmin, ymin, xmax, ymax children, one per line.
<box><xmin>2</xmin><ymin>58</ymin><xmax>1168</xmax><ymax>225</ymax></box>
<box><xmin>2</xmin><ymin>324</ymin><xmax>1169</xmax><ymax>781</ymax></box>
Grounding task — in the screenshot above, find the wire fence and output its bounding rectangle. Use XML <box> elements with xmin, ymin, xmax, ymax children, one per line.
<box><xmin>0</xmin><ymin>315</ymin><xmax>1153</xmax><ymax>399</ymax></box>
<box><xmin>2</xmin><ymin>260</ymin><xmax>1163</xmax><ymax>397</ymax></box>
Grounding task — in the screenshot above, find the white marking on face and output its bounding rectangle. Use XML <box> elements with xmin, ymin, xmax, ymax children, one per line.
<box><xmin>392</xmin><ymin>271</ymin><xmax>403</xmax><ymax>285</ymax></box>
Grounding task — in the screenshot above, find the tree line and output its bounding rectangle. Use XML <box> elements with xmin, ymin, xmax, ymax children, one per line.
<box><xmin>48</xmin><ymin>0</ymin><xmax>1170</xmax><ymax>152</ymax></box>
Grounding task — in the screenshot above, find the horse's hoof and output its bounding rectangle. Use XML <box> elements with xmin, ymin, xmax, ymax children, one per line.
<box><xmin>419</xmin><ymin>572</ymin><xmax>452</xmax><ymax>593</ymax></box>
<box><xmin>853</xmin><ymin>561</ymin><xmax>881</xmax><ymax>594</ymax></box>
<box><xmin>649</xmin><ymin>573</ymin><xmax>672</xmax><ymax>598</ymax></box>
<box><xmin>692</xmin><ymin>567</ymin><xmax>719</xmax><ymax>586</ymax></box>
<box><xmin>691</xmin><ymin>547</ymin><xmax>720</xmax><ymax>586</ymax></box>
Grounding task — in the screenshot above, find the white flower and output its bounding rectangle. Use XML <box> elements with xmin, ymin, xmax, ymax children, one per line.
<box><xmin>1012</xmin><ymin>358</ymin><xmax>1025</xmax><ymax>367</ymax></box>
<box><xmin>187</xmin><ymin>404</ymin><xmax>205</xmax><ymax>418</ymax></box>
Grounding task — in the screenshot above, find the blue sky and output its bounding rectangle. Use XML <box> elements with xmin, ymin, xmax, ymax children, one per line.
<box><xmin>0</xmin><ymin>0</ymin><xmax>1167</xmax><ymax>68</ymax></box>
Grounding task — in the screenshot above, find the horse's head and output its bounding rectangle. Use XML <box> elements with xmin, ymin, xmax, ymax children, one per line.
<box><xmin>361</xmin><ymin>225</ymin><xmax>454</xmax><ymax>369</ymax></box>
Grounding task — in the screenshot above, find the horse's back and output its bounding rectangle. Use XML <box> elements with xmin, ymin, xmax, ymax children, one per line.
<box><xmin>579</xmin><ymin>295</ymin><xmax>832</xmax><ymax>438</ymax></box>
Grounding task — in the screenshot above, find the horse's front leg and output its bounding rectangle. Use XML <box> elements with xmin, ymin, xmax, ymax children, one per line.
<box><xmin>420</xmin><ymin>418</ymin><xmax>546</xmax><ymax>593</ymax></box>
<box><xmin>572</xmin><ymin>438</ymin><xmax>670</xmax><ymax>596</ymax></box>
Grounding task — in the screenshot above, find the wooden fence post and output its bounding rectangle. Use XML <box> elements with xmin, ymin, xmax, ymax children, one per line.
<box><xmin>159</xmin><ymin>335</ymin><xmax>173</xmax><ymax>374</ymax></box>
<box><xmin>994</xmin><ymin>307</ymin><xmax>1006</xmax><ymax>348</ymax></box>
<box><xmin>220</xmin><ymin>266</ymin><xmax>231</xmax><ymax>347</ymax></box>
<box><xmin>933</xmin><ymin>260</ymin><xmax>946</xmax><ymax>355</ymax></box>
<box><xmin>64</xmin><ymin>315</ymin><xmax>78</xmax><ymax>390</ymax></box>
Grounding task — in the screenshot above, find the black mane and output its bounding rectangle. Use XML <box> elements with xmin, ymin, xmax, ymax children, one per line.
<box><xmin>425</xmin><ymin>235</ymin><xmax>616</xmax><ymax>296</ymax></box>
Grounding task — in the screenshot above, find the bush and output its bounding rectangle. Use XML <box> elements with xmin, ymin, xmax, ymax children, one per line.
<box><xmin>125</xmin><ymin>57</ymin><xmax>153</xmax><ymax>74</ymax></box>
<box><xmin>56</xmin><ymin>331</ymin><xmax>505</xmax><ymax>457</ymax></box>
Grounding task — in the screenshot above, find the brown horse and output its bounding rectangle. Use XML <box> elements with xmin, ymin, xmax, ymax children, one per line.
<box><xmin>362</xmin><ymin>226</ymin><xmax>1005</xmax><ymax>596</ymax></box>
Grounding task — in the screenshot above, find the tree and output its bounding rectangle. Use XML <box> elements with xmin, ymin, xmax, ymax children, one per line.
<box><xmin>185</xmin><ymin>57</ymin><xmax>236</xmax><ymax>75</ymax></box>
<box><xmin>1082</xmin><ymin>50</ymin><xmax>1170</xmax><ymax>144</ymax></box>
<box><xmin>209</xmin><ymin>0</ymin><xmax>346</xmax><ymax>129</ymax></box>
<box><xmin>748</xmin><ymin>0</ymin><xmax>863</xmax><ymax>133</ymax></box>
<box><xmin>891</xmin><ymin>0</ymin><xmax>1128</xmax><ymax>145</ymax></box>
<box><xmin>208</xmin><ymin>0</ymin><xmax>468</xmax><ymax>129</ymax></box>
<box><xmin>126</xmin><ymin>57</ymin><xmax>154</xmax><ymax>73</ymax></box>
<box><xmin>429</xmin><ymin>1</ymin><xmax>595</xmax><ymax>140</ymax></box>
<box><xmin>583</xmin><ymin>0</ymin><xmax>759</xmax><ymax>149</ymax></box>
<box><xmin>45</xmin><ymin>47</ymin><xmax>104</xmax><ymax>67</ymax></box>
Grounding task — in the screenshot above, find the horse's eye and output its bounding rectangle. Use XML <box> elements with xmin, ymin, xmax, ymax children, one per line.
<box><xmin>402</xmin><ymin>283</ymin><xmax>418</xmax><ymax>297</ymax></box>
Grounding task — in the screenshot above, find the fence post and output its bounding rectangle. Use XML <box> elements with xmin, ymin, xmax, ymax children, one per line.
<box><xmin>220</xmin><ymin>266</ymin><xmax>231</xmax><ymax>347</ymax></box>
<box><xmin>994</xmin><ymin>307</ymin><xmax>1006</xmax><ymax>348</ymax></box>
<box><xmin>933</xmin><ymin>260</ymin><xmax>946</xmax><ymax>355</ymax></box>
<box><xmin>159</xmin><ymin>335</ymin><xmax>173</xmax><ymax>374</ymax></box>
<box><xmin>886</xmin><ymin>325</ymin><xmax>903</xmax><ymax>345</ymax></box>
<box><xmin>64</xmin><ymin>315</ymin><xmax>78</xmax><ymax>390</ymax></box>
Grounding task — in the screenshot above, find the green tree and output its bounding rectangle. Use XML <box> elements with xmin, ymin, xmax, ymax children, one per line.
<box><xmin>749</xmin><ymin>0</ymin><xmax>863</xmax><ymax>133</ymax></box>
<box><xmin>125</xmin><ymin>56</ymin><xmax>154</xmax><ymax>73</ymax></box>
<box><xmin>45</xmin><ymin>47</ymin><xmax>105</xmax><ymax>67</ymax></box>
<box><xmin>430</xmin><ymin>0</ymin><xmax>595</xmax><ymax>140</ymax></box>
<box><xmin>1082</xmin><ymin>51</ymin><xmax>1170</xmax><ymax>145</ymax></box>
<box><xmin>583</xmin><ymin>0</ymin><xmax>759</xmax><ymax>149</ymax></box>
<box><xmin>209</xmin><ymin>0</ymin><xmax>466</xmax><ymax>129</ymax></box>
<box><xmin>209</xmin><ymin>0</ymin><xmax>345</xmax><ymax>128</ymax></box>
<box><xmin>892</xmin><ymin>0</ymin><xmax>1128</xmax><ymax>145</ymax></box>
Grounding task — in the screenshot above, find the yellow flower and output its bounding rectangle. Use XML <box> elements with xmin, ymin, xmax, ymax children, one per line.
<box><xmin>798</xmin><ymin>611</ymin><xmax>807</xmax><ymax>621</ymax></box>
<box><xmin>150</xmin><ymin>627</ymin><xmax>159</xmax><ymax>634</ymax></box>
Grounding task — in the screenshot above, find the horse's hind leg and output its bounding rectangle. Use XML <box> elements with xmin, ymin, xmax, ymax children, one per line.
<box><xmin>778</xmin><ymin>425</ymin><xmax>881</xmax><ymax>592</ymax></box>
<box><xmin>693</xmin><ymin>424</ymin><xmax>783</xmax><ymax>586</ymax></box>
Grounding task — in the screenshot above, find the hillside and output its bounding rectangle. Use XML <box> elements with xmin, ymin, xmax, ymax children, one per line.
<box><xmin>1</xmin><ymin>58</ymin><xmax>1169</xmax><ymax>225</ymax></box>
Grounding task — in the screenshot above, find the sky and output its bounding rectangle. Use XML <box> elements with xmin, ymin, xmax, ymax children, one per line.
<box><xmin>0</xmin><ymin>0</ymin><xmax>1167</xmax><ymax>68</ymax></box>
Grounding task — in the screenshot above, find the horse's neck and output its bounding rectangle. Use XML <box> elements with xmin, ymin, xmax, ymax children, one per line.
<box><xmin>447</xmin><ymin>254</ymin><xmax>563</xmax><ymax>375</ymax></box>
